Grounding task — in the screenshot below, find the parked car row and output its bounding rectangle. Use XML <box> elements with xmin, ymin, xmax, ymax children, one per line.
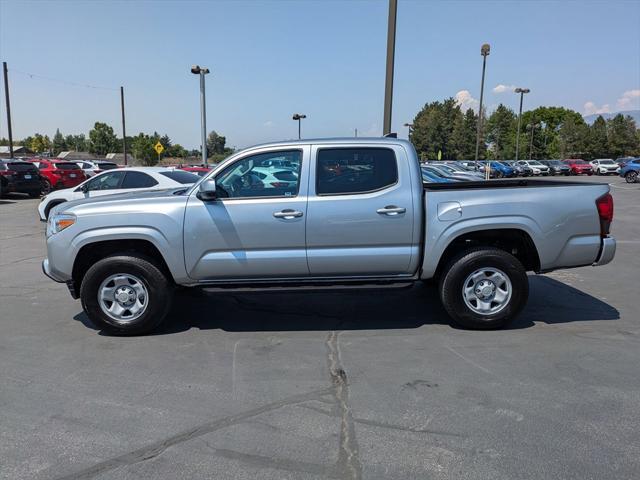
<box><xmin>0</xmin><ymin>158</ymin><xmax>216</xmax><ymax>198</ymax></box>
<box><xmin>38</xmin><ymin>167</ymin><xmax>203</xmax><ymax>220</ymax></box>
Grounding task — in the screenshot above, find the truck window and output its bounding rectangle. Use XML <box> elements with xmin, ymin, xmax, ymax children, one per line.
<box><xmin>316</xmin><ymin>148</ymin><xmax>398</xmax><ymax>195</ymax></box>
<box><xmin>215</xmin><ymin>150</ymin><xmax>302</xmax><ymax>198</ymax></box>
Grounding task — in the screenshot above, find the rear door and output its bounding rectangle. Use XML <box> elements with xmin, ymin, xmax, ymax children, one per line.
<box><xmin>305</xmin><ymin>144</ymin><xmax>417</xmax><ymax>277</ymax></box>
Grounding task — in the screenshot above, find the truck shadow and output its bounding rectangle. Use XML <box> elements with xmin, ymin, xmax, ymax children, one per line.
<box><xmin>74</xmin><ymin>275</ymin><xmax>619</xmax><ymax>335</ymax></box>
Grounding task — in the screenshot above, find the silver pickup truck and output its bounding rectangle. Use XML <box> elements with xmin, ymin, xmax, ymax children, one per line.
<box><xmin>42</xmin><ymin>138</ymin><xmax>616</xmax><ymax>335</ymax></box>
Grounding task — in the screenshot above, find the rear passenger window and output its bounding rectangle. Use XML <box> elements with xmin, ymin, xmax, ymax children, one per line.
<box><xmin>121</xmin><ymin>171</ymin><xmax>158</xmax><ymax>188</ymax></box>
<box><xmin>316</xmin><ymin>148</ymin><xmax>398</xmax><ymax>195</ymax></box>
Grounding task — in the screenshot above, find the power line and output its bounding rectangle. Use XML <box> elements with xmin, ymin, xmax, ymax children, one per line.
<box><xmin>10</xmin><ymin>68</ymin><xmax>118</xmax><ymax>91</ymax></box>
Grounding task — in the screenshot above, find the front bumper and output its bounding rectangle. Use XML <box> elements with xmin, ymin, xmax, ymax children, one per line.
<box><xmin>593</xmin><ymin>237</ymin><xmax>616</xmax><ymax>267</ymax></box>
<box><xmin>42</xmin><ymin>259</ymin><xmax>78</xmax><ymax>298</ymax></box>
<box><xmin>42</xmin><ymin>258</ymin><xmax>65</xmax><ymax>283</ymax></box>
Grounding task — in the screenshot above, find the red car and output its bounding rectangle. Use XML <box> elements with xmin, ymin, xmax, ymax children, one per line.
<box><xmin>178</xmin><ymin>166</ymin><xmax>212</xmax><ymax>177</ymax></box>
<box><xmin>563</xmin><ymin>159</ymin><xmax>593</xmax><ymax>176</ymax></box>
<box><xmin>27</xmin><ymin>158</ymin><xmax>87</xmax><ymax>193</ymax></box>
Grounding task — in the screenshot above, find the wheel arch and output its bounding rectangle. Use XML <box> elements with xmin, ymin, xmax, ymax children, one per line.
<box><xmin>72</xmin><ymin>239</ymin><xmax>175</xmax><ymax>295</ymax></box>
<box><xmin>431</xmin><ymin>228</ymin><xmax>541</xmax><ymax>280</ymax></box>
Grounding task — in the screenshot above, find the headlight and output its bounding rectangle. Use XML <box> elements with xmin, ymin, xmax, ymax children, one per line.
<box><xmin>47</xmin><ymin>213</ymin><xmax>76</xmax><ymax>237</ymax></box>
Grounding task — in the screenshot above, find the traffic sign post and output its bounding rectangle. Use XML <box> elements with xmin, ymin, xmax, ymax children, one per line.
<box><xmin>154</xmin><ymin>142</ymin><xmax>164</xmax><ymax>164</ymax></box>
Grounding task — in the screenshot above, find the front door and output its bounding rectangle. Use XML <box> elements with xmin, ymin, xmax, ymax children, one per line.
<box><xmin>184</xmin><ymin>147</ymin><xmax>310</xmax><ymax>281</ymax></box>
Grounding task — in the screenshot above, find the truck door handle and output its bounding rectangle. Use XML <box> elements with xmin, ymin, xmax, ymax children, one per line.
<box><xmin>273</xmin><ymin>209</ymin><xmax>303</xmax><ymax>219</ymax></box>
<box><xmin>377</xmin><ymin>205</ymin><xmax>406</xmax><ymax>216</ymax></box>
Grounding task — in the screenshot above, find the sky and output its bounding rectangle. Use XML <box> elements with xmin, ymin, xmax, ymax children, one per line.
<box><xmin>1</xmin><ymin>0</ymin><xmax>639</xmax><ymax>150</ymax></box>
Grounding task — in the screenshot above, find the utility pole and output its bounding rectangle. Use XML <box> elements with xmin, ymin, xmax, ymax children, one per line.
<box><xmin>474</xmin><ymin>44</ymin><xmax>490</xmax><ymax>162</ymax></box>
<box><xmin>120</xmin><ymin>86</ymin><xmax>127</xmax><ymax>166</ymax></box>
<box><xmin>3</xmin><ymin>62</ymin><xmax>14</xmax><ymax>158</ymax></box>
<box><xmin>383</xmin><ymin>0</ymin><xmax>397</xmax><ymax>135</ymax></box>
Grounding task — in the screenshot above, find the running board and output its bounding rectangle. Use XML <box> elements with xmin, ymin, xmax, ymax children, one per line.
<box><xmin>199</xmin><ymin>281</ymin><xmax>415</xmax><ymax>294</ymax></box>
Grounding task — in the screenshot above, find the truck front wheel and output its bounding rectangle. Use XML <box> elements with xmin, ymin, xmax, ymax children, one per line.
<box><xmin>79</xmin><ymin>255</ymin><xmax>173</xmax><ymax>335</ymax></box>
<box><xmin>438</xmin><ymin>248</ymin><xmax>528</xmax><ymax>329</ymax></box>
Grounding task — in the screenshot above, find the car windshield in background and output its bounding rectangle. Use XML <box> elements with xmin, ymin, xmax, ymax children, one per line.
<box><xmin>55</xmin><ymin>162</ymin><xmax>81</xmax><ymax>170</ymax></box>
<box><xmin>529</xmin><ymin>161</ymin><xmax>544</xmax><ymax>166</ymax></box>
<box><xmin>98</xmin><ymin>163</ymin><xmax>118</xmax><ymax>170</ymax></box>
<box><xmin>159</xmin><ymin>171</ymin><xmax>201</xmax><ymax>184</ymax></box>
<box><xmin>600</xmin><ymin>160</ymin><xmax>615</xmax><ymax>164</ymax></box>
<box><xmin>6</xmin><ymin>162</ymin><xmax>38</xmax><ymax>172</ymax></box>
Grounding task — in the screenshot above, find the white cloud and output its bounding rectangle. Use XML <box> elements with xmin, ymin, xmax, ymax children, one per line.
<box><xmin>455</xmin><ymin>90</ymin><xmax>479</xmax><ymax>112</ymax></box>
<box><xmin>492</xmin><ymin>84</ymin><xmax>516</xmax><ymax>94</ymax></box>
<box><xmin>263</xmin><ymin>120</ymin><xmax>274</xmax><ymax>127</ymax></box>
<box><xmin>616</xmin><ymin>89</ymin><xmax>640</xmax><ymax>110</ymax></box>
<box><xmin>583</xmin><ymin>101</ymin><xmax>611</xmax><ymax>116</ymax></box>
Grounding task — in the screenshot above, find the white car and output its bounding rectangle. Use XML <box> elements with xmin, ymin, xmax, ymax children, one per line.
<box><xmin>590</xmin><ymin>159</ymin><xmax>620</xmax><ymax>175</ymax></box>
<box><xmin>38</xmin><ymin>167</ymin><xmax>200</xmax><ymax>220</ymax></box>
<box><xmin>517</xmin><ymin>160</ymin><xmax>550</xmax><ymax>176</ymax></box>
<box><xmin>75</xmin><ymin>160</ymin><xmax>119</xmax><ymax>177</ymax></box>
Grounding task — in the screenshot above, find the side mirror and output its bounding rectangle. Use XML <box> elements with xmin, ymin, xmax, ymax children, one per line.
<box><xmin>197</xmin><ymin>179</ymin><xmax>217</xmax><ymax>201</ymax></box>
<box><xmin>81</xmin><ymin>183</ymin><xmax>90</xmax><ymax>193</ymax></box>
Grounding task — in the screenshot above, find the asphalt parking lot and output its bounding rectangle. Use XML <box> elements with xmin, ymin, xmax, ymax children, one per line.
<box><xmin>1</xmin><ymin>175</ymin><xmax>639</xmax><ymax>480</ymax></box>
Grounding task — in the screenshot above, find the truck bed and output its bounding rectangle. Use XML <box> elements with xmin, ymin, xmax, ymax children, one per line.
<box><xmin>423</xmin><ymin>178</ymin><xmax>608</xmax><ymax>190</ymax></box>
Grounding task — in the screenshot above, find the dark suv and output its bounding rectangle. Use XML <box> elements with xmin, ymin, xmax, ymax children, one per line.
<box><xmin>540</xmin><ymin>160</ymin><xmax>571</xmax><ymax>176</ymax></box>
<box><xmin>0</xmin><ymin>160</ymin><xmax>42</xmax><ymax>198</ymax></box>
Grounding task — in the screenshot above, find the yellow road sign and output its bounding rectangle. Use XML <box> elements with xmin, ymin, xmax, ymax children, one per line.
<box><xmin>154</xmin><ymin>142</ymin><xmax>164</xmax><ymax>154</ymax></box>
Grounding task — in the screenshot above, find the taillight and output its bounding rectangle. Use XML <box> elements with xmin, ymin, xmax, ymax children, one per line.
<box><xmin>595</xmin><ymin>193</ymin><xmax>613</xmax><ymax>237</ymax></box>
<box><xmin>0</xmin><ymin>170</ymin><xmax>16</xmax><ymax>176</ymax></box>
<box><xmin>270</xmin><ymin>182</ymin><xmax>288</xmax><ymax>188</ymax></box>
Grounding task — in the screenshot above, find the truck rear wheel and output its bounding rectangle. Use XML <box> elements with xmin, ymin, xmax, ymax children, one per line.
<box><xmin>79</xmin><ymin>255</ymin><xmax>173</xmax><ymax>335</ymax></box>
<box><xmin>438</xmin><ymin>247</ymin><xmax>528</xmax><ymax>329</ymax></box>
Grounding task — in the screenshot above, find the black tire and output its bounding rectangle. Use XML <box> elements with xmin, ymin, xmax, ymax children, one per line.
<box><xmin>80</xmin><ymin>255</ymin><xmax>173</xmax><ymax>335</ymax></box>
<box><xmin>438</xmin><ymin>247</ymin><xmax>528</xmax><ymax>330</ymax></box>
<box><xmin>625</xmin><ymin>171</ymin><xmax>638</xmax><ymax>183</ymax></box>
<box><xmin>44</xmin><ymin>200</ymin><xmax>66</xmax><ymax>220</ymax></box>
<box><xmin>41</xmin><ymin>178</ymin><xmax>52</xmax><ymax>194</ymax></box>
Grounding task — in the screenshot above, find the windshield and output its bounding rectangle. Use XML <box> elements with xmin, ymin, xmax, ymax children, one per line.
<box><xmin>599</xmin><ymin>160</ymin><xmax>615</xmax><ymax>164</ymax></box>
<box><xmin>6</xmin><ymin>162</ymin><xmax>38</xmax><ymax>172</ymax></box>
<box><xmin>529</xmin><ymin>161</ymin><xmax>544</xmax><ymax>166</ymax></box>
<box><xmin>571</xmin><ymin>160</ymin><xmax>586</xmax><ymax>164</ymax></box>
<box><xmin>160</xmin><ymin>171</ymin><xmax>200</xmax><ymax>184</ymax></box>
<box><xmin>54</xmin><ymin>162</ymin><xmax>81</xmax><ymax>170</ymax></box>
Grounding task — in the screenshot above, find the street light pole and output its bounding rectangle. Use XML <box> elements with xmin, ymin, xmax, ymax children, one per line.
<box><xmin>191</xmin><ymin>65</ymin><xmax>210</xmax><ymax>166</ymax></box>
<box><xmin>514</xmin><ymin>87</ymin><xmax>530</xmax><ymax>161</ymax></box>
<box><xmin>3</xmin><ymin>62</ymin><xmax>14</xmax><ymax>158</ymax></box>
<box><xmin>403</xmin><ymin>123</ymin><xmax>414</xmax><ymax>141</ymax></box>
<box><xmin>474</xmin><ymin>44</ymin><xmax>490</xmax><ymax>162</ymax></box>
<box><xmin>383</xmin><ymin>0</ymin><xmax>398</xmax><ymax>135</ymax></box>
<box><xmin>529</xmin><ymin>122</ymin><xmax>537</xmax><ymax>160</ymax></box>
<box><xmin>292</xmin><ymin>113</ymin><xmax>306</xmax><ymax>139</ymax></box>
<box><xmin>120</xmin><ymin>86</ymin><xmax>127</xmax><ymax>166</ymax></box>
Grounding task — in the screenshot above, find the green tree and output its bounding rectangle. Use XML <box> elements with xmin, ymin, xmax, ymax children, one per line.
<box><xmin>607</xmin><ymin>114</ymin><xmax>639</xmax><ymax>158</ymax></box>
<box><xmin>131</xmin><ymin>133</ymin><xmax>158</xmax><ymax>166</ymax></box>
<box><xmin>89</xmin><ymin>122</ymin><xmax>119</xmax><ymax>155</ymax></box>
<box><xmin>206</xmin><ymin>131</ymin><xmax>226</xmax><ymax>156</ymax></box>
<box><xmin>30</xmin><ymin>133</ymin><xmax>51</xmax><ymax>154</ymax></box>
<box><xmin>558</xmin><ymin>116</ymin><xmax>589</xmax><ymax>158</ymax></box>
<box><xmin>587</xmin><ymin>116</ymin><xmax>608</xmax><ymax>159</ymax></box>
<box><xmin>411</xmin><ymin>98</ymin><xmax>462</xmax><ymax>160</ymax></box>
<box><xmin>52</xmin><ymin>128</ymin><xmax>66</xmax><ymax>155</ymax></box>
<box><xmin>486</xmin><ymin>104</ymin><xmax>517</xmax><ymax>160</ymax></box>
<box><xmin>451</xmin><ymin>108</ymin><xmax>480</xmax><ymax>159</ymax></box>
